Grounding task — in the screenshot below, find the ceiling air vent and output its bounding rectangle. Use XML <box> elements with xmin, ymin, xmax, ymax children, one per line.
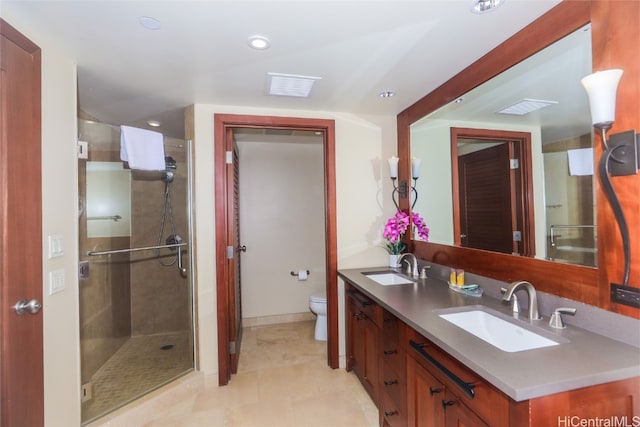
<box><xmin>496</xmin><ymin>98</ymin><xmax>558</xmax><ymax>116</ymax></box>
<box><xmin>266</xmin><ymin>73</ymin><xmax>321</xmax><ymax>98</ymax></box>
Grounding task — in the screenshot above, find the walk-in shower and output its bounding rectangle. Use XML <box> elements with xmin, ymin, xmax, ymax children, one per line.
<box><xmin>77</xmin><ymin>119</ymin><xmax>194</xmax><ymax>424</ymax></box>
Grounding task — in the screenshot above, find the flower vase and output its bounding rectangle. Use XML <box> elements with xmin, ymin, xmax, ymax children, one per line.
<box><xmin>389</xmin><ymin>254</ymin><xmax>401</xmax><ymax>268</ymax></box>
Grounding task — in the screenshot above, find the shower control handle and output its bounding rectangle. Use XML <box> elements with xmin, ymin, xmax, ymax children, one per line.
<box><xmin>14</xmin><ymin>299</ymin><xmax>42</xmax><ymax>315</ymax></box>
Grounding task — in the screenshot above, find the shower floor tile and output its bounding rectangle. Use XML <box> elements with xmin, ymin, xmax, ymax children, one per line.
<box><xmin>82</xmin><ymin>331</ymin><xmax>193</xmax><ymax>424</ymax></box>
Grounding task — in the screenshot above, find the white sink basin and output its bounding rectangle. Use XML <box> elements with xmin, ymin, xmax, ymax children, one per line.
<box><xmin>363</xmin><ymin>272</ymin><xmax>414</xmax><ymax>286</ymax></box>
<box><xmin>438</xmin><ymin>308</ymin><xmax>565</xmax><ymax>352</ymax></box>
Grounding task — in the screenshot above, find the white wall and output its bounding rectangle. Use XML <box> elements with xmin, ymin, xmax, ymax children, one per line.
<box><xmin>192</xmin><ymin>105</ymin><xmax>398</xmax><ymax>375</ymax></box>
<box><xmin>239</xmin><ymin>140</ymin><xmax>326</xmax><ymax>319</ymax></box>
<box><xmin>1</xmin><ymin>12</ymin><xmax>83</xmax><ymax>427</ymax></box>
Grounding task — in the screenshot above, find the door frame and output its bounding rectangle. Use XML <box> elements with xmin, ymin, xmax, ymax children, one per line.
<box><xmin>450</xmin><ymin>127</ymin><xmax>535</xmax><ymax>257</ymax></box>
<box><xmin>214</xmin><ymin>114</ymin><xmax>338</xmax><ymax>385</ymax></box>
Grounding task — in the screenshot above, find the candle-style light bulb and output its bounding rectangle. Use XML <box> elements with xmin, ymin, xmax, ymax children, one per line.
<box><xmin>388</xmin><ymin>156</ymin><xmax>399</xmax><ymax>178</ymax></box>
<box><xmin>411</xmin><ymin>157</ymin><xmax>422</xmax><ymax>179</ymax></box>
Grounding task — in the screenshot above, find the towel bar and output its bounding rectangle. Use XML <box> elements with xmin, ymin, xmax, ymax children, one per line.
<box><xmin>87</xmin><ymin>242</ymin><xmax>187</xmax><ymax>256</ymax></box>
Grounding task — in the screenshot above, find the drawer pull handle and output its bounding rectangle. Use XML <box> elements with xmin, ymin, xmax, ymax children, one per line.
<box><xmin>441</xmin><ymin>400</ymin><xmax>456</xmax><ymax>410</ymax></box>
<box><xmin>384</xmin><ymin>380</ymin><xmax>398</xmax><ymax>386</ymax></box>
<box><xmin>429</xmin><ymin>387</ymin><xmax>442</xmax><ymax>396</ymax></box>
<box><xmin>409</xmin><ymin>340</ymin><xmax>475</xmax><ymax>399</ymax></box>
<box><xmin>347</xmin><ymin>290</ymin><xmax>373</xmax><ymax>308</ymax></box>
<box><xmin>383</xmin><ymin>317</ymin><xmax>394</xmax><ymax>323</ymax></box>
<box><xmin>384</xmin><ymin>410</ymin><xmax>398</xmax><ymax>417</ymax></box>
<box><xmin>383</xmin><ymin>349</ymin><xmax>397</xmax><ymax>355</ymax></box>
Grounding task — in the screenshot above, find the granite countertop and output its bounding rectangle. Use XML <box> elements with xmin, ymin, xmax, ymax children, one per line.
<box><xmin>338</xmin><ymin>267</ymin><xmax>640</xmax><ymax>402</ymax></box>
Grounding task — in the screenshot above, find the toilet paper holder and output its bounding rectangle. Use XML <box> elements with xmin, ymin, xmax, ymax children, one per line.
<box><xmin>290</xmin><ymin>270</ymin><xmax>310</xmax><ymax>276</ymax></box>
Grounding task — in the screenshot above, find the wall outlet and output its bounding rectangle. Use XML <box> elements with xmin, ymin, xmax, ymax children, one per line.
<box><xmin>81</xmin><ymin>382</ymin><xmax>93</xmax><ymax>403</ymax></box>
<box><xmin>610</xmin><ymin>283</ymin><xmax>640</xmax><ymax>308</ymax></box>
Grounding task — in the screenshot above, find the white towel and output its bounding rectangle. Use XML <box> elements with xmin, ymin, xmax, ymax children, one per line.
<box><xmin>120</xmin><ymin>125</ymin><xmax>165</xmax><ymax>171</ymax></box>
<box><xmin>567</xmin><ymin>148</ymin><xmax>594</xmax><ymax>176</ymax></box>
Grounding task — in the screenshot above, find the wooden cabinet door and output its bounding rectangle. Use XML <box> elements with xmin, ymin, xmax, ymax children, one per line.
<box><xmin>347</xmin><ymin>296</ymin><xmax>379</xmax><ymax>404</ymax></box>
<box><xmin>346</xmin><ymin>298</ymin><xmax>357</xmax><ymax>372</ymax></box>
<box><xmin>407</xmin><ymin>356</ymin><xmax>446</xmax><ymax>427</ymax></box>
<box><xmin>443</xmin><ymin>391</ymin><xmax>489</xmax><ymax>427</ymax></box>
<box><xmin>361</xmin><ymin>313</ymin><xmax>379</xmax><ymax>403</ymax></box>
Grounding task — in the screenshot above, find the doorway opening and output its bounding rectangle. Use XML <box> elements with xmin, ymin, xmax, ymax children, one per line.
<box><xmin>214</xmin><ymin>114</ymin><xmax>337</xmax><ymax>386</ymax></box>
<box><xmin>451</xmin><ymin>127</ymin><xmax>535</xmax><ymax>257</ymax></box>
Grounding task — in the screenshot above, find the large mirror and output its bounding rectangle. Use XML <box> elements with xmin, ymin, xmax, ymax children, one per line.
<box><xmin>410</xmin><ymin>23</ymin><xmax>596</xmax><ymax>267</ymax></box>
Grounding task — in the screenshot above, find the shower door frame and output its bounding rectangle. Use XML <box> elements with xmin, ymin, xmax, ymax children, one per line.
<box><xmin>214</xmin><ymin>114</ymin><xmax>338</xmax><ymax>386</ymax></box>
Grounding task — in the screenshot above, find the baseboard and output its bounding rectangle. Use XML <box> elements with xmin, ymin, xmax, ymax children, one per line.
<box><xmin>242</xmin><ymin>312</ymin><xmax>315</xmax><ymax>327</ymax></box>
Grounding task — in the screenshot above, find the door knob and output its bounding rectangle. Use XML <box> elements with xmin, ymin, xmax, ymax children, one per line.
<box><xmin>14</xmin><ymin>299</ymin><xmax>42</xmax><ymax>315</ymax></box>
<box><xmin>239</xmin><ymin>245</ymin><xmax>247</xmax><ymax>252</ymax></box>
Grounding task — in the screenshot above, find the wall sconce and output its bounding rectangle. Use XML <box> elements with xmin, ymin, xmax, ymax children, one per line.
<box><xmin>388</xmin><ymin>156</ymin><xmax>421</xmax><ymax>210</ymax></box>
<box><xmin>582</xmin><ymin>69</ymin><xmax>640</xmax><ymax>306</ymax></box>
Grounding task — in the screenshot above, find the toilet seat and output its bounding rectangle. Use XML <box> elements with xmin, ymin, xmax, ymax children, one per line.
<box><xmin>310</xmin><ymin>293</ymin><xmax>326</xmax><ymax>303</ymax></box>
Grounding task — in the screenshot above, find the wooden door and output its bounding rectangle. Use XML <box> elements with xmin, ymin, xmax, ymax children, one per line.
<box><xmin>458</xmin><ymin>143</ymin><xmax>514</xmax><ymax>254</ymax></box>
<box><xmin>226</xmin><ymin>134</ymin><xmax>243</xmax><ymax>374</ymax></box>
<box><xmin>0</xmin><ymin>19</ymin><xmax>44</xmax><ymax>427</ymax></box>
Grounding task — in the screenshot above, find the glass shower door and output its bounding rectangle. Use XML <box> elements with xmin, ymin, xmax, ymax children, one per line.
<box><xmin>77</xmin><ymin>119</ymin><xmax>194</xmax><ymax>424</ymax></box>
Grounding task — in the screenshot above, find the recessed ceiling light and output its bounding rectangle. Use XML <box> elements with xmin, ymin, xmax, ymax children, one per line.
<box><xmin>379</xmin><ymin>91</ymin><xmax>396</xmax><ymax>98</ymax></box>
<box><xmin>248</xmin><ymin>35</ymin><xmax>271</xmax><ymax>50</ymax></box>
<box><xmin>147</xmin><ymin>120</ymin><xmax>161</xmax><ymax>127</ymax></box>
<box><xmin>266</xmin><ymin>73</ymin><xmax>321</xmax><ymax>98</ymax></box>
<box><xmin>470</xmin><ymin>0</ymin><xmax>505</xmax><ymax>14</ymax></box>
<box><xmin>139</xmin><ymin>16</ymin><xmax>161</xmax><ymax>30</ymax></box>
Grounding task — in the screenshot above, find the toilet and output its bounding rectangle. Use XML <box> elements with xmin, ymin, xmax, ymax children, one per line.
<box><xmin>309</xmin><ymin>292</ymin><xmax>327</xmax><ymax>341</ymax></box>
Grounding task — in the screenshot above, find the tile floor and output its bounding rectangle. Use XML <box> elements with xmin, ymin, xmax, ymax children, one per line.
<box><xmin>91</xmin><ymin>320</ymin><xmax>379</xmax><ymax>427</ymax></box>
<box><xmin>83</xmin><ymin>331</ymin><xmax>193</xmax><ymax>423</ymax></box>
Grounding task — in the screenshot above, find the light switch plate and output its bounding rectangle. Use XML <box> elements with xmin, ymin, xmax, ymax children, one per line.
<box><xmin>49</xmin><ymin>269</ymin><xmax>65</xmax><ymax>295</ymax></box>
<box><xmin>48</xmin><ymin>234</ymin><xmax>64</xmax><ymax>258</ymax></box>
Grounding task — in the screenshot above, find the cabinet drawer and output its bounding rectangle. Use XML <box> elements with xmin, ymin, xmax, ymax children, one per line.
<box><xmin>346</xmin><ymin>288</ymin><xmax>382</xmax><ymax>326</ymax></box>
<box><xmin>406</xmin><ymin>330</ymin><xmax>509</xmax><ymax>425</ymax></box>
<box><xmin>379</xmin><ymin>387</ymin><xmax>407</xmax><ymax>427</ymax></box>
<box><xmin>380</xmin><ymin>360</ymin><xmax>405</xmax><ymax>408</ymax></box>
<box><xmin>381</xmin><ymin>309</ymin><xmax>402</xmax><ymax>341</ymax></box>
<box><xmin>380</xmin><ymin>343</ymin><xmax>405</xmax><ymax>378</ymax></box>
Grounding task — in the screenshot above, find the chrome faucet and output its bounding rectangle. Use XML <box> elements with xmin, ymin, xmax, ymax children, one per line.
<box><xmin>500</xmin><ymin>287</ymin><xmax>520</xmax><ymax>314</ymax></box>
<box><xmin>502</xmin><ymin>280</ymin><xmax>541</xmax><ymax>321</ymax></box>
<box><xmin>398</xmin><ymin>253</ymin><xmax>419</xmax><ymax>278</ymax></box>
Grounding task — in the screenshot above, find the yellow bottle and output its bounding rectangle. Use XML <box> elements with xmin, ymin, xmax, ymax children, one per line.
<box><xmin>456</xmin><ymin>269</ymin><xmax>465</xmax><ymax>286</ymax></box>
<box><xmin>449</xmin><ymin>269</ymin><xmax>457</xmax><ymax>284</ymax></box>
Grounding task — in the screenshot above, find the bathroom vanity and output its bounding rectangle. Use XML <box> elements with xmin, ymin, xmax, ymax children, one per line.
<box><xmin>340</xmin><ymin>267</ymin><xmax>640</xmax><ymax>427</ymax></box>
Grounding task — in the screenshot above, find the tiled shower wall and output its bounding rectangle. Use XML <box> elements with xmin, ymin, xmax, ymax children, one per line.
<box><xmin>130</xmin><ymin>142</ymin><xmax>191</xmax><ymax>336</ymax></box>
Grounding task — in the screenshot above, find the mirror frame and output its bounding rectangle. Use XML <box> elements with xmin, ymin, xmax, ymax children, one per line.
<box><xmin>397</xmin><ymin>1</ymin><xmax>599</xmax><ymax>304</ymax></box>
